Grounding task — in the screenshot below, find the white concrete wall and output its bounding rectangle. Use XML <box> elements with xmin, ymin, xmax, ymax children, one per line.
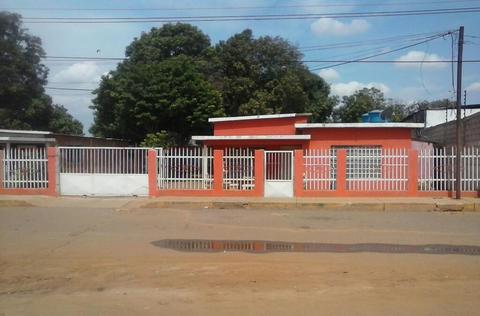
<box><xmin>59</xmin><ymin>174</ymin><xmax>148</xmax><ymax>196</ymax></box>
<box><xmin>425</xmin><ymin>109</ymin><xmax>480</xmax><ymax>128</ymax></box>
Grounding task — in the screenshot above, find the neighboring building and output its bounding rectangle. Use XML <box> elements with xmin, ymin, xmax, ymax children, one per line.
<box><xmin>191</xmin><ymin>113</ymin><xmax>424</xmax><ymax>150</ymax></box>
<box><xmin>417</xmin><ymin>111</ymin><xmax>480</xmax><ymax>147</ymax></box>
<box><xmin>0</xmin><ymin>129</ymin><xmax>55</xmax><ymax>150</ymax></box>
<box><xmin>0</xmin><ymin>129</ymin><xmax>129</xmax><ymax>150</ymax></box>
<box><xmin>403</xmin><ymin>104</ymin><xmax>480</xmax><ymax>128</ymax></box>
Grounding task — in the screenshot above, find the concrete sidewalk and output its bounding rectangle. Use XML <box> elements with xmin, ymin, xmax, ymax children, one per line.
<box><xmin>0</xmin><ymin>195</ymin><xmax>479</xmax><ymax>212</ymax></box>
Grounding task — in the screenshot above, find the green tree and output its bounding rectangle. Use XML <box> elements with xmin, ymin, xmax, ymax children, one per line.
<box><xmin>382</xmin><ymin>100</ymin><xmax>410</xmax><ymax>122</ymax></box>
<box><xmin>0</xmin><ymin>12</ymin><xmax>83</xmax><ymax>134</ymax></box>
<box><xmin>90</xmin><ymin>24</ymin><xmax>224</xmax><ymax>144</ymax></box>
<box><xmin>216</xmin><ymin>29</ymin><xmax>335</xmax><ymax>121</ymax></box>
<box><xmin>140</xmin><ymin>131</ymin><xmax>178</xmax><ymax>147</ymax></box>
<box><xmin>333</xmin><ymin>87</ymin><xmax>386</xmax><ymax>122</ymax></box>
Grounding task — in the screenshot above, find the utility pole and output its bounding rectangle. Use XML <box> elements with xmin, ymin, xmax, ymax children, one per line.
<box><xmin>455</xmin><ymin>26</ymin><xmax>464</xmax><ymax>200</ymax></box>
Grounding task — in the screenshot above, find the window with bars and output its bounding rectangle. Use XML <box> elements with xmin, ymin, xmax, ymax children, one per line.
<box><xmin>332</xmin><ymin>146</ymin><xmax>382</xmax><ymax>179</ymax></box>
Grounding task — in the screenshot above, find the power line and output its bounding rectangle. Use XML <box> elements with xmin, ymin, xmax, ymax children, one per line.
<box><xmin>46</xmin><ymin>87</ymin><xmax>94</xmax><ymax>91</ymax></box>
<box><xmin>311</xmin><ymin>31</ymin><xmax>453</xmax><ymax>70</ymax></box>
<box><xmin>38</xmin><ymin>30</ymin><xmax>460</xmax><ymax>63</ymax></box>
<box><xmin>43</xmin><ymin>58</ymin><xmax>480</xmax><ymax>64</ymax></box>
<box><xmin>7</xmin><ymin>0</ymin><xmax>480</xmax><ymax>11</ymax></box>
<box><xmin>37</xmin><ymin>30</ymin><xmax>458</xmax><ymax>63</ymax></box>
<box><xmin>22</xmin><ymin>7</ymin><xmax>480</xmax><ymax>23</ymax></box>
<box><xmin>45</xmin><ymin>56</ymin><xmax>125</xmax><ymax>60</ymax></box>
<box><xmin>300</xmin><ymin>31</ymin><xmax>445</xmax><ymax>51</ymax></box>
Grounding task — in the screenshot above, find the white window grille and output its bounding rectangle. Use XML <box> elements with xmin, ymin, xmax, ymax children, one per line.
<box><xmin>339</xmin><ymin>146</ymin><xmax>383</xmax><ymax>180</ymax></box>
<box><xmin>157</xmin><ymin>147</ymin><xmax>213</xmax><ymax>190</ymax></box>
<box><xmin>223</xmin><ymin>148</ymin><xmax>255</xmax><ymax>191</ymax></box>
<box><xmin>2</xmin><ymin>147</ymin><xmax>48</xmax><ymax>189</ymax></box>
<box><xmin>336</xmin><ymin>147</ymin><xmax>408</xmax><ymax>191</ymax></box>
<box><xmin>303</xmin><ymin>148</ymin><xmax>336</xmax><ymax>191</ymax></box>
<box><xmin>418</xmin><ymin>147</ymin><xmax>480</xmax><ymax>192</ymax></box>
<box><xmin>59</xmin><ymin>147</ymin><xmax>148</xmax><ymax>174</ymax></box>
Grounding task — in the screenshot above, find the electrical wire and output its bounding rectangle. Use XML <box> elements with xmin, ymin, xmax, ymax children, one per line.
<box><xmin>6</xmin><ymin>0</ymin><xmax>480</xmax><ymax>11</ymax></box>
<box><xmin>22</xmin><ymin>7</ymin><xmax>480</xmax><ymax>23</ymax></box>
<box><xmin>310</xmin><ymin>31</ymin><xmax>454</xmax><ymax>70</ymax></box>
<box><xmin>45</xmin><ymin>87</ymin><xmax>94</xmax><ymax>91</ymax></box>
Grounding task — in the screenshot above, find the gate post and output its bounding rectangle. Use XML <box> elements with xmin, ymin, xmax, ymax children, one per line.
<box><xmin>148</xmin><ymin>149</ymin><xmax>158</xmax><ymax>197</ymax></box>
<box><xmin>408</xmin><ymin>149</ymin><xmax>418</xmax><ymax>196</ymax></box>
<box><xmin>336</xmin><ymin>149</ymin><xmax>347</xmax><ymax>196</ymax></box>
<box><xmin>0</xmin><ymin>149</ymin><xmax>4</xmax><ymax>189</ymax></box>
<box><xmin>294</xmin><ymin>149</ymin><xmax>304</xmax><ymax>197</ymax></box>
<box><xmin>254</xmin><ymin>150</ymin><xmax>264</xmax><ymax>197</ymax></box>
<box><xmin>213</xmin><ymin>149</ymin><xmax>223</xmax><ymax>195</ymax></box>
<box><xmin>47</xmin><ymin>147</ymin><xmax>58</xmax><ymax>196</ymax></box>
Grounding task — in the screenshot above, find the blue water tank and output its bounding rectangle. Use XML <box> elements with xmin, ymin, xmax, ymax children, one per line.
<box><xmin>368</xmin><ymin>110</ymin><xmax>383</xmax><ymax>123</ymax></box>
<box><xmin>361</xmin><ymin>113</ymin><xmax>370</xmax><ymax>122</ymax></box>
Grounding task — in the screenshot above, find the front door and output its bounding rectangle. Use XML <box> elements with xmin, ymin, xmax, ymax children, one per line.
<box><xmin>264</xmin><ymin>151</ymin><xmax>294</xmax><ymax>197</ymax></box>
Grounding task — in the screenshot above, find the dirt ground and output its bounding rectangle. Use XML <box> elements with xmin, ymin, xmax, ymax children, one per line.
<box><xmin>1</xmin><ymin>204</ymin><xmax>480</xmax><ymax>315</ymax></box>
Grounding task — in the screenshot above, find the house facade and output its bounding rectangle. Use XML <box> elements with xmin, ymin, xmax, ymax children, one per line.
<box><xmin>192</xmin><ymin>113</ymin><xmax>422</xmax><ymax>150</ymax></box>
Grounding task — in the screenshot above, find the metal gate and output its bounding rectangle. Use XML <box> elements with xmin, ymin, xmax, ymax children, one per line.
<box><xmin>58</xmin><ymin>147</ymin><xmax>149</xmax><ymax>196</ymax></box>
<box><xmin>264</xmin><ymin>151</ymin><xmax>294</xmax><ymax>197</ymax></box>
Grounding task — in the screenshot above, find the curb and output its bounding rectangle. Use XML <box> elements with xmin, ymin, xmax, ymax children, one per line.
<box><xmin>140</xmin><ymin>200</ymin><xmax>478</xmax><ymax>212</ymax></box>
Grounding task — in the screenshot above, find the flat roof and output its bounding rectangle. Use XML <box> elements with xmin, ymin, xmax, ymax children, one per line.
<box><xmin>191</xmin><ymin>135</ymin><xmax>311</xmax><ymax>141</ymax></box>
<box><xmin>0</xmin><ymin>129</ymin><xmax>51</xmax><ymax>135</ymax></box>
<box><xmin>208</xmin><ymin>113</ymin><xmax>311</xmax><ymax>123</ymax></box>
<box><xmin>295</xmin><ymin>123</ymin><xmax>425</xmax><ymax>129</ymax></box>
<box><xmin>0</xmin><ymin>137</ymin><xmax>56</xmax><ymax>143</ymax></box>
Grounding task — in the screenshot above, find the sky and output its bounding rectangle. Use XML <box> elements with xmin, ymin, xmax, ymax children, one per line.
<box><xmin>3</xmin><ymin>0</ymin><xmax>480</xmax><ymax>134</ymax></box>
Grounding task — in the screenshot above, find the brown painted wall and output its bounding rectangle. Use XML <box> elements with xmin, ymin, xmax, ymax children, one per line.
<box><xmin>52</xmin><ymin>134</ymin><xmax>129</xmax><ymax>147</ymax></box>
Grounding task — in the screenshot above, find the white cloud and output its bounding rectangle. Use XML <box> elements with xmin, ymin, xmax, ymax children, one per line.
<box><xmin>310</xmin><ymin>18</ymin><xmax>369</xmax><ymax>36</ymax></box>
<box><xmin>318</xmin><ymin>68</ymin><xmax>339</xmax><ymax>82</ymax></box>
<box><xmin>51</xmin><ymin>62</ymin><xmax>102</xmax><ymax>83</ymax></box>
<box><xmin>467</xmin><ymin>82</ymin><xmax>480</xmax><ymax>92</ymax></box>
<box><xmin>395</xmin><ymin>51</ymin><xmax>446</xmax><ymax>69</ymax></box>
<box><xmin>331</xmin><ymin>81</ymin><xmax>390</xmax><ymax>97</ymax></box>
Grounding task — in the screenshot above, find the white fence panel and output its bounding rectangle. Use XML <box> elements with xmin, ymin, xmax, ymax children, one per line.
<box><xmin>303</xmin><ymin>148</ymin><xmax>336</xmax><ymax>191</ymax></box>
<box><xmin>419</xmin><ymin>147</ymin><xmax>480</xmax><ymax>192</ymax></box>
<box><xmin>1</xmin><ymin>147</ymin><xmax>48</xmax><ymax>189</ymax></box>
<box><xmin>157</xmin><ymin>147</ymin><xmax>213</xmax><ymax>190</ymax></box>
<box><xmin>59</xmin><ymin>147</ymin><xmax>148</xmax><ymax>174</ymax></box>
<box><xmin>223</xmin><ymin>148</ymin><xmax>255</xmax><ymax>191</ymax></box>
<box><xmin>58</xmin><ymin>147</ymin><xmax>149</xmax><ymax>196</ymax></box>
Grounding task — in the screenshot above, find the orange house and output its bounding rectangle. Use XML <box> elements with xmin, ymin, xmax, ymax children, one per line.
<box><xmin>192</xmin><ymin>113</ymin><xmax>422</xmax><ymax>150</ymax></box>
<box><xmin>188</xmin><ymin>113</ymin><xmax>425</xmax><ymax>198</ymax></box>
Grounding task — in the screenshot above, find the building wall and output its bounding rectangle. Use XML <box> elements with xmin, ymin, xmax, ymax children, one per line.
<box><xmin>52</xmin><ymin>134</ymin><xmax>129</xmax><ymax>147</ymax></box>
<box><xmin>306</xmin><ymin>128</ymin><xmax>413</xmax><ymax>149</ymax></box>
<box><xmin>213</xmin><ymin>116</ymin><xmax>308</xmax><ymax>136</ymax></box>
<box><xmin>420</xmin><ymin>112</ymin><xmax>480</xmax><ymax>147</ymax></box>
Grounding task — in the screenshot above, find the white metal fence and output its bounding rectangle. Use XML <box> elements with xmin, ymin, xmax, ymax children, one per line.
<box><xmin>346</xmin><ymin>147</ymin><xmax>408</xmax><ymax>191</ymax></box>
<box><xmin>303</xmin><ymin>149</ymin><xmax>336</xmax><ymax>191</ymax></box>
<box><xmin>157</xmin><ymin>147</ymin><xmax>213</xmax><ymax>190</ymax></box>
<box><xmin>1</xmin><ymin>147</ymin><xmax>48</xmax><ymax>189</ymax></box>
<box><xmin>223</xmin><ymin>148</ymin><xmax>255</xmax><ymax>190</ymax></box>
<box><xmin>418</xmin><ymin>147</ymin><xmax>480</xmax><ymax>192</ymax></box>
<box><xmin>59</xmin><ymin>147</ymin><xmax>148</xmax><ymax>174</ymax></box>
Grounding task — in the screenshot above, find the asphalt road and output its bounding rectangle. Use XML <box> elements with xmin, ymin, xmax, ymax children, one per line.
<box><xmin>1</xmin><ymin>205</ymin><xmax>480</xmax><ymax>315</ymax></box>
